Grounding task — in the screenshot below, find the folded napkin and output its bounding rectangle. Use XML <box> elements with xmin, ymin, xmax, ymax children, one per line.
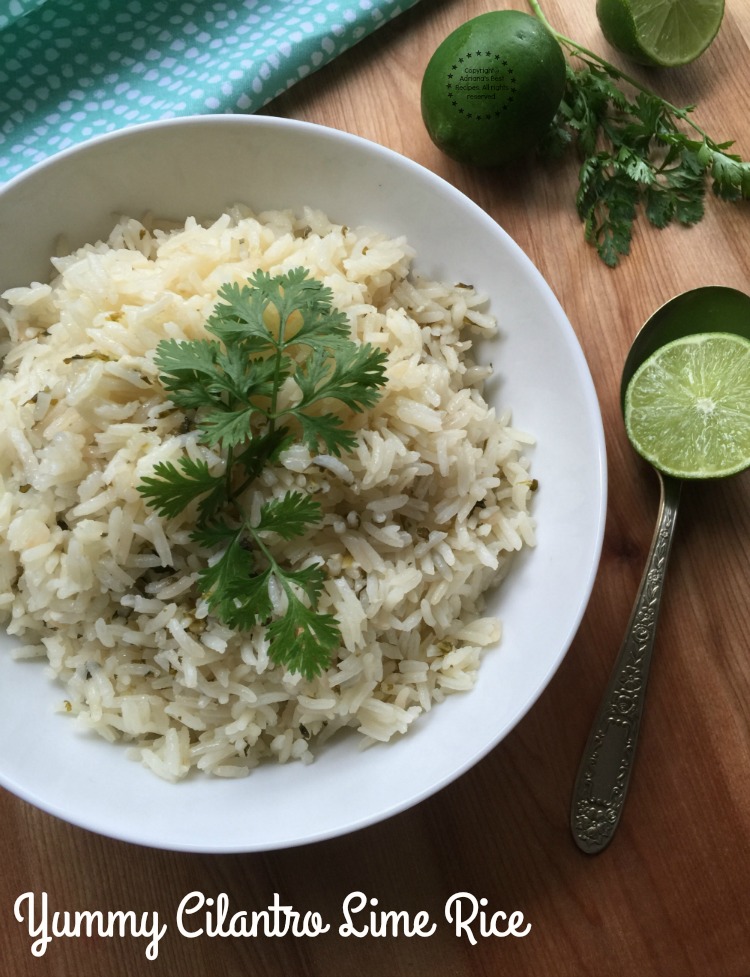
<box><xmin>0</xmin><ymin>0</ymin><xmax>421</xmax><ymax>184</ymax></box>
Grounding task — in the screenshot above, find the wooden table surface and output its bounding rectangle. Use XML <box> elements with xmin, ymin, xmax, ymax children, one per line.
<box><xmin>2</xmin><ymin>1</ymin><xmax>750</xmax><ymax>975</ymax></box>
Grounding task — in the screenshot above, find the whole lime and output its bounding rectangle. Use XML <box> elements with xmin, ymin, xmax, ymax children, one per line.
<box><xmin>420</xmin><ymin>10</ymin><xmax>567</xmax><ymax>168</ymax></box>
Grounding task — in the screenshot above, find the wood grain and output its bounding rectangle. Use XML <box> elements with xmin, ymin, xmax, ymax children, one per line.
<box><xmin>2</xmin><ymin>2</ymin><xmax>749</xmax><ymax>975</ymax></box>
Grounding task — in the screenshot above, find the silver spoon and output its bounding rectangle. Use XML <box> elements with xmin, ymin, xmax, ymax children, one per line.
<box><xmin>571</xmin><ymin>285</ymin><xmax>750</xmax><ymax>855</ymax></box>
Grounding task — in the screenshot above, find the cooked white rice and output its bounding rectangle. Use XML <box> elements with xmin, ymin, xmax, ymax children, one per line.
<box><xmin>0</xmin><ymin>206</ymin><xmax>536</xmax><ymax>781</ymax></box>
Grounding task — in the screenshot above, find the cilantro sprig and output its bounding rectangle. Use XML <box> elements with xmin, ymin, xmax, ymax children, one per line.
<box><xmin>138</xmin><ymin>268</ymin><xmax>388</xmax><ymax>680</ymax></box>
<box><xmin>528</xmin><ymin>0</ymin><xmax>749</xmax><ymax>267</ymax></box>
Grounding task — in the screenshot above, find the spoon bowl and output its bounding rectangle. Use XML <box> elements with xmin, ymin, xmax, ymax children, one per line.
<box><xmin>572</xmin><ymin>285</ymin><xmax>750</xmax><ymax>854</ymax></box>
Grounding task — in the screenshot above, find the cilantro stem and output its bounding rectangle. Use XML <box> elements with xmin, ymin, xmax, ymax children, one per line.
<box><xmin>527</xmin><ymin>0</ymin><xmax>719</xmax><ymax>149</ymax></box>
<box><xmin>268</xmin><ymin>305</ymin><xmax>287</xmax><ymax>427</ymax></box>
<box><xmin>225</xmin><ymin>444</ymin><xmax>235</xmax><ymax>497</ymax></box>
<box><xmin>242</xmin><ymin>518</ymin><xmax>305</xmax><ymax>612</ymax></box>
<box><xmin>245</xmin><ymin>520</ymin><xmax>280</xmax><ymax>579</ymax></box>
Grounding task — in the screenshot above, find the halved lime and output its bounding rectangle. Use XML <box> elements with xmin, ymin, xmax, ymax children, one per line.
<box><xmin>596</xmin><ymin>0</ymin><xmax>725</xmax><ymax>67</ymax></box>
<box><xmin>624</xmin><ymin>332</ymin><xmax>750</xmax><ymax>479</ymax></box>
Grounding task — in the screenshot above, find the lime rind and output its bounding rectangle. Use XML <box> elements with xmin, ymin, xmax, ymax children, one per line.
<box><xmin>624</xmin><ymin>332</ymin><xmax>750</xmax><ymax>479</ymax></box>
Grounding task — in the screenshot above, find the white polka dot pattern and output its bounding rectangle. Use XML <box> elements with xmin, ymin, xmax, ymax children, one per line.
<box><xmin>0</xmin><ymin>0</ymin><xmax>420</xmax><ymax>182</ymax></box>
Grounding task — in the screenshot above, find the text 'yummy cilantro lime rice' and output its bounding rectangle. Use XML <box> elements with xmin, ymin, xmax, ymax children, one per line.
<box><xmin>0</xmin><ymin>207</ymin><xmax>536</xmax><ymax>781</ymax></box>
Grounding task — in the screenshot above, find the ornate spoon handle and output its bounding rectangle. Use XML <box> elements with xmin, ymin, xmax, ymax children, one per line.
<box><xmin>571</xmin><ymin>472</ymin><xmax>682</xmax><ymax>854</ymax></box>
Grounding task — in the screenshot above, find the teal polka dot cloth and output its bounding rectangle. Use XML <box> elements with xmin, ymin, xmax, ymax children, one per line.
<box><xmin>0</xmin><ymin>0</ymin><xmax>420</xmax><ymax>183</ymax></box>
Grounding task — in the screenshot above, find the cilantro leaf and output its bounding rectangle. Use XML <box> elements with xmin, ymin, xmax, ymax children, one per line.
<box><xmin>266</xmin><ymin>593</ymin><xmax>340</xmax><ymax>681</ymax></box>
<box><xmin>293</xmin><ymin>342</ymin><xmax>389</xmax><ymax>413</ymax></box>
<box><xmin>711</xmin><ymin>150</ymin><xmax>750</xmax><ymax>201</ymax></box>
<box><xmin>254</xmin><ymin>492</ymin><xmax>322</xmax><ymax>541</ymax></box>
<box><xmin>199</xmin><ymin>537</ymin><xmax>274</xmax><ymax>631</ymax></box>
<box><xmin>233</xmin><ymin>426</ymin><xmax>293</xmax><ymax>483</ymax></box>
<box><xmin>212</xmin><ymin>345</ymin><xmax>284</xmax><ymax>403</ymax></box>
<box><xmin>296</xmin><ymin>410</ymin><xmax>358</xmax><ymax>457</ymax></box>
<box><xmin>644</xmin><ymin>186</ymin><xmax>676</xmax><ymax>229</ymax></box>
<box><xmin>153</xmin><ymin>339</ymin><xmax>223</xmax><ymax>408</ymax></box>
<box><xmin>137</xmin><ymin>456</ymin><xmax>227</xmax><ymax>521</ymax></box>
<box><xmin>198</xmin><ymin>531</ymin><xmax>255</xmax><ymax>603</ymax></box>
<box><xmin>283</xmin><ymin>562</ymin><xmax>328</xmax><ymax>607</ymax></box>
<box><xmin>200</xmin><ymin>405</ymin><xmax>258</xmax><ymax>449</ymax></box>
<box><xmin>206</xmin><ymin>277</ymin><xmax>279</xmax><ymax>348</ymax></box>
<box><xmin>576</xmin><ymin>154</ymin><xmax>638</xmax><ymax>267</ymax></box>
<box><xmin>189</xmin><ymin>521</ymin><xmax>237</xmax><ymax>550</ymax></box>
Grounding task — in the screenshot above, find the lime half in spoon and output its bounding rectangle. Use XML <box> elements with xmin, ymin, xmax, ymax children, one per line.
<box><xmin>624</xmin><ymin>331</ymin><xmax>750</xmax><ymax>479</ymax></box>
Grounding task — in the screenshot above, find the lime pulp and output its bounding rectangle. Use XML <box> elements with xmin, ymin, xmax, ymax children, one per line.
<box><xmin>624</xmin><ymin>332</ymin><xmax>750</xmax><ymax>479</ymax></box>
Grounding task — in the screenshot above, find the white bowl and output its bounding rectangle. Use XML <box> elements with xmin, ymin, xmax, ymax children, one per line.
<box><xmin>0</xmin><ymin>116</ymin><xmax>606</xmax><ymax>852</ymax></box>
